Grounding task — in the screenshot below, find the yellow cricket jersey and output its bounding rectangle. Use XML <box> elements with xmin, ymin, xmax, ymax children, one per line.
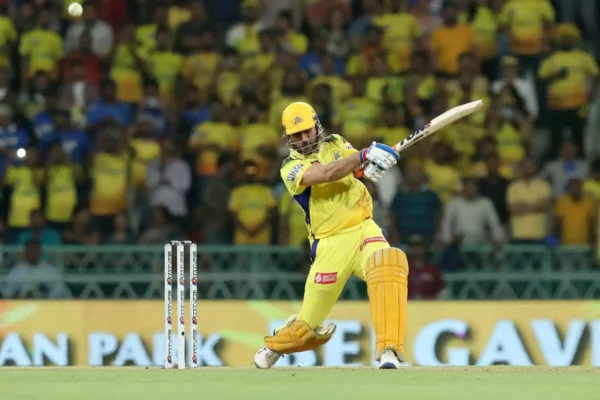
<box><xmin>239</xmin><ymin>123</ymin><xmax>278</xmax><ymax>179</ymax></box>
<box><xmin>280</xmin><ymin>134</ymin><xmax>373</xmax><ymax>239</ymax></box>
<box><xmin>0</xmin><ymin>16</ymin><xmax>17</xmax><ymax>68</ymax></box>
<box><xmin>471</xmin><ymin>6</ymin><xmax>498</xmax><ymax>60</ymax></box>
<box><xmin>189</xmin><ymin>122</ymin><xmax>238</xmax><ymax>176</ymax></box>
<box><xmin>111</xmin><ymin>44</ymin><xmax>146</xmax><ymax>103</ymax></box>
<box><xmin>374</xmin><ymin>12</ymin><xmax>421</xmax><ymax>70</ymax></box>
<box><xmin>182</xmin><ymin>52</ymin><xmax>220</xmax><ymax>91</ymax></box>
<box><xmin>242</xmin><ymin>52</ymin><xmax>275</xmax><ymax>81</ymax></box>
<box><xmin>282</xmin><ymin>31</ymin><xmax>308</xmax><ymax>54</ymax></box>
<box><xmin>215</xmin><ymin>70</ymin><xmax>241</xmax><ymax>106</ymax></box>
<box><xmin>500</xmin><ymin>0</ymin><xmax>554</xmax><ymax>55</ymax></box>
<box><xmin>146</xmin><ymin>51</ymin><xmax>184</xmax><ymax>99</ymax></box>
<box><xmin>19</xmin><ymin>29</ymin><xmax>63</xmax><ymax>78</ymax></box>
<box><xmin>424</xmin><ymin>159</ymin><xmax>461</xmax><ymax>204</ymax></box>
<box><xmin>46</xmin><ymin>165</ymin><xmax>80</xmax><ymax>223</ymax></box>
<box><xmin>229</xmin><ymin>184</ymin><xmax>276</xmax><ymax>245</ymax></box>
<box><xmin>136</xmin><ymin>24</ymin><xmax>158</xmax><ymax>54</ymax></box>
<box><xmin>6</xmin><ymin>166</ymin><xmax>42</xmax><ymax>228</ymax></box>
<box><xmin>339</xmin><ymin>97</ymin><xmax>380</xmax><ymax>144</ymax></box>
<box><xmin>90</xmin><ymin>152</ymin><xmax>130</xmax><ymax>216</ymax></box>
<box><xmin>539</xmin><ymin>50</ymin><xmax>599</xmax><ymax>110</ymax></box>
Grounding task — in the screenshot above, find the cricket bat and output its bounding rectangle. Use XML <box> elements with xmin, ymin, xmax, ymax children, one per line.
<box><xmin>355</xmin><ymin>100</ymin><xmax>484</xmax><ymax>178</ymax></box>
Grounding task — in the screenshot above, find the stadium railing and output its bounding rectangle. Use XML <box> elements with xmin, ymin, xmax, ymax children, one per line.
<box><xmin>0</xmin><ymin>245</ymin><xmax>597</xmax><ymax>300</ymax></box>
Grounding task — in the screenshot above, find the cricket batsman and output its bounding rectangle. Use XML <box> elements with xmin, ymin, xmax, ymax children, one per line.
<box><xmin>254</xmin><ymin>102</ymin><xmax>408</xmax><ymax>369</ymax></box>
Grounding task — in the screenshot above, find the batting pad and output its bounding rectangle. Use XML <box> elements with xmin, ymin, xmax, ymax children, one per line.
<box><xmin>264</xmin><ymin>320</ymin><xmax>336</xmax><ymax>354</ymax></box>
<box><xmin>365</xmin><ymin>247</ymin><xmax>409</xmax><ymax>361</ymax></box>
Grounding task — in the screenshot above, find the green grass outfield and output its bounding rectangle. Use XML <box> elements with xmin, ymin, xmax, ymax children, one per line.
<box><xmin>1</xmin><ymin>367</ymin><xmax>599</xmax><ymax>400</ymax></box>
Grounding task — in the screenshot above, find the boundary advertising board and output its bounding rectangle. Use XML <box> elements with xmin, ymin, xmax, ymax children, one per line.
<box><xmin>0</xmin><ymin>301</ymin><xmax>599</xmax><ymax>366</ymax></box>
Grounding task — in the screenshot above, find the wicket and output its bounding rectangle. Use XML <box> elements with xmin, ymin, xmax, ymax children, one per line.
<box><xmin>164</xmin><ymin>240</ymin><xmax>198</xmax><ymax>369</ymax></box>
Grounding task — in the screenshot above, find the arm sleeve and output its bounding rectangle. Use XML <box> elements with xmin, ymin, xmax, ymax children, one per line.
<box><xmin>280</xmin><ymin>159</ymin><xmax>312</xmax><ymax>196</ymax></box>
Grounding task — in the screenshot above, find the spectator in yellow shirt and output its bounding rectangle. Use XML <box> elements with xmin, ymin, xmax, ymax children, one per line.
<box><xmin>239</xmin><ymin>103</ymin><xmax>279</xmax><ymax>181</ymax></box>
<box><xmin>275</xmin><ymin>10</ymin><xmax>308</xmax><ymax>55</ymax></box>
<box><xmin>19</xmin><ymin>7</ymin><xmax>63</xmax><ymax>86</ymax></box>
<box><xmin>228</xmin><ymin>160</ymin><xmax>276</xmax><ymax>245</ymax></box>
<box><xmin>424</xmin><ymin>141</ymin><xmax>461</xmax><ymax>204</ymax></box>
<box><xmin>136</xmin><ymin>3</ymin><xmax>169</xmax><ymax>56</ymax></box>
<box><xmin>146</xmin><ymin>27</ymin><xmax>184</xmax><ymax>104</ymax></box>
<box><xmin>374</xmin><ymin>0</ymin><xmax>421</xmax><ymax>72</ymax></box>
<box><xmin>215</xmin><ymin>48</ymin><xmax>242</xmax><ymax>106</ymax></box>
<box><xmin>4</xmin><ymin>147</ymin><xmax>43</xmax><ymax>233</ymax></box>
<box><xmin>467</xmin><ymin>0</ymin><xmax>499</xmax><ymax>80</ymax></box>
<box><xmin>430</xmin><ymin>1</ymin><xmax>475</xmax><ymax>76</ymax></box>
<box><xmin>338</xmin><ymin>76</ymin><xmax>378</xmax><ymax>146</ymax></box>
<box><xmin>307</xmin><ymin>53</ymin><xmax>351</xmax><ymax>107</ymax></box>
<box><xmin>0</xmin><ymin>9</ymin><xmax>17</xmax><ymax>69</ymax></box>
<box><xmin>108</xmin><ymin>23</ymin><xmax>146</xmax><ymax>104</ymax></box>
<box><xmin>242</xmin><ymin>29</ymin><xmax>276</xmax><ymax>84</ymax></box>
<box><xmin>89</xmin><ymin>128</ymin><xmax>135</xmax><ymax>236</ymax></box>
<box><xmin>189</xmin><ymin>101</ymin><xmax>238</xmax><ymax>190</ymax></box>
<box><xmin>500</xmin><ymin>0</ymin><xmax>554</xmax><ymax>77</ymax></box>
<box><xmin>43</xmin><ymin>141</ymin><xmax>83</xmax><ymax>230</ymax></box>
<box><xmin>555</xmin><ymin>177</ymin><xmax>597</xmax><ymax>246</ymax></box>
<box><xmin>507</xmin><ymin>158</ymin><xmax>551</xmax><ymax>243</ymax></box>
<box><xmin>182</xmin><ymin>28</ymin><xmax>220</xmax><ymax>92</ymax></box>
<box><xmin>538</xmin><ymin>23</ymin><xmax>599</xmax><ymax>159</ymax></box>
<box><xmin>226</xmin><ymin>0</ymin><xmax>262</xmax><ymax>56</ymax></box>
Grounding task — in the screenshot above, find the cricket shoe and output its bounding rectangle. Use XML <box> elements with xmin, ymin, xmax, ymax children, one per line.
<box><xmin>378</xmin><ymin>349</ymin><xmax>402</xmax><ymax>369</ymax></box>
<box><xmin>254</xmin><ymin>347</ymin><xmax>282</xmax><ymax>369</ymax></box>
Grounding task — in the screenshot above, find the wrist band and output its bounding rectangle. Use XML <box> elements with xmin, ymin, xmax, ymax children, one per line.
<box><xmin>359</xmin><ymin>148</ymin><xmax>368</xmax><ymax>164</ymax></box>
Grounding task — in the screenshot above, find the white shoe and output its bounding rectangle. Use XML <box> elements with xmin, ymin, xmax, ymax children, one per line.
<box><xmin>378</xmin><ymin>349</ymin><xmax>402</xmax><ymax>369</ymax></box>
<box><xmin>254</xmin><ymin>347</ymin><xmax>282</xmax><ymax>369</ymax></box>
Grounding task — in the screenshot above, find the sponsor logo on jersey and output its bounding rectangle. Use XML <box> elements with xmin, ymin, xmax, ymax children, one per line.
<box><xmin>314</xmin><ymin>272</ymin><xmax>337</xmax><ymax>284</ymax></box>
<box><xmin>286</xmin><ymin>164</ymin><xmax>304</xmax><ymax>182</ymax></box>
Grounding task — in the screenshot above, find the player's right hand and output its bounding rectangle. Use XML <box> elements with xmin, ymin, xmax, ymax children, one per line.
<box><xmin>360</xmin><ymin>142</ymin><xmax>400</xmax><ymax>171</ymax></box>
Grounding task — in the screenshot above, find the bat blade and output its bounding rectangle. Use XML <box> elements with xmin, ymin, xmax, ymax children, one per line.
<box><xmin>353</xmin><ymin>100</ymin><xmax>484</xmax><ymax>179</ymax></box>
<box><xmin>392</xmin><ymin>100</ymin><xmax>484</xmax><ymax>152</ymax></box>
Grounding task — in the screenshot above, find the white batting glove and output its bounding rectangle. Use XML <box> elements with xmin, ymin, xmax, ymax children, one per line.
<box><xmin>363</xmin><ymin>162</ymin><xmax>386</xmax><ymax>182</ymax></box>
<box><xmin>360</xmin><ymin>142</ymin><xmax>400</xmax><ymax>171</ymax></box>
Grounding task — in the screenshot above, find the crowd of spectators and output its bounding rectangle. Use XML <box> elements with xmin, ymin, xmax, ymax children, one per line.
<box><xmin>0</xmin><ymin>0</ymin><xmax>599</xmax><ymax>298</ymax></box>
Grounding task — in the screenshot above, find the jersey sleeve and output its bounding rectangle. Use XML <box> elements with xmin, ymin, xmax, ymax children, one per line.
<box><xmin>280</xmin><ymin>158</ymin><xmax>312</xmax><ymax>195</ymax></box>
<box><xmin>333</xmin><ymin>134</ymin><xmax>358</xmax><ymax>157</ymax></box>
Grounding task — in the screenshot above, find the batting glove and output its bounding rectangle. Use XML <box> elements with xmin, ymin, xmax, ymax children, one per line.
<box><xmin>359</xmin><ymin>142</ymin><xmax>400</xmax><ymax>171</ymax></box>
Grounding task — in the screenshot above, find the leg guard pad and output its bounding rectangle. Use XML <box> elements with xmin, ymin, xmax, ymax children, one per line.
<box><xmin>366</xmin><ymin>247</ymin><xmax>409</xmax><ymax>361</ymax></box>
<box><xmin>264</xmin><ymin>320</ymin><xmax>336</xmax><ymax>354</ymax></box>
